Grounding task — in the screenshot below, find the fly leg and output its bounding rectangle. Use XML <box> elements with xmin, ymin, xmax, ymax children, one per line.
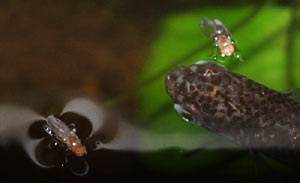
<box><xmin>210</xmin><ymin>44</ymin><xmax>219</xmax><ymax>61</ymax></box>
<box><xmin>43</xmin><ymin>124</ymin><xmax>53</xmax><ymax>136</ymax></box>
<box><xmin>68</xmin><ymin>123</ymin><xmax>77</xmax><ymax>133</ymax></box>
<box><xmin>61</xmin><ymin>150</ymin><xmax>73</xmax><ymax>167</ymax></box>
<box><xmin>47</xmin><ymin>138</ymin><xmax>65</xmax><ymax>150</ymax></box>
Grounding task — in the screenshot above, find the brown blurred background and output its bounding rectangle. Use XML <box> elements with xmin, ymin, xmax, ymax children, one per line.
<box><xmin>0</xmin><ymin>0</ymin><xmax>158</xmax><ymax>114</ymax></box>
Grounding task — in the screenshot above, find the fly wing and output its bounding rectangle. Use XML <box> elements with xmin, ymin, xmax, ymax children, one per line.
<box><xmin>200</xmin><ymin>17</ymin><xmax>216</xmax><ymax>39</ymax></box>
<box><xmin>61</xmin><ymin>98</ymin><xmax>104</xmax><ymax>139</ymax></box>
<box><xmin>213</xmin><ymin>19</ymin><xmax>230</xmax><ymax>36</ymax></box>
<box><xmin>0</xmin><ymin>104</ymin><xmax>50</xmax><ymax>168</ymax></box>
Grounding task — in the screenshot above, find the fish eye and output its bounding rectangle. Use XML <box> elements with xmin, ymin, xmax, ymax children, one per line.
<box><xmin>174</xmin><ymin>104</ymin><xmax>194</xmax><ymax>122</ymax></box>
<box><xmin>181</xmin><ymin>111</ymin><xmax>194</xmax><ymax>122</ymax></box>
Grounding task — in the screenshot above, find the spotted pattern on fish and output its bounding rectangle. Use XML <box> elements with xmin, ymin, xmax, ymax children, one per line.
<box><xmin>165</xmin><ymin>62</ymin><xmax>300</xmax><ymax>164</ymax></box>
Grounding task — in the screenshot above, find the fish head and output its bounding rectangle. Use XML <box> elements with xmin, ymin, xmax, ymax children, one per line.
<box><xmin>165</xmin><ymin>61</ymin><xmax>231</xmax><ymax>126</ymax></box>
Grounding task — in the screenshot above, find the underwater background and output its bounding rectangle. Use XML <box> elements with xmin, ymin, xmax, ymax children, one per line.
<box><xmin>0</xmin><ymin>0</ymin><xmax>300</xmax><ymax>182</ymax></box>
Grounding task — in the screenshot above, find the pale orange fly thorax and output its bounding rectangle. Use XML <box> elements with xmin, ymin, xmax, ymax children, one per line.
<box><xmin>216</xmin><ymin>35</ymin><xmax>235</xmax><ymax>57</ymax></box>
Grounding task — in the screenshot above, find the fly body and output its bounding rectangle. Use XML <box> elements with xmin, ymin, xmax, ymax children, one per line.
<box><xmin>44</xmin><ymin>115</ymin><xmax>87</xmax><ymax>157</ymax></box>
<box><xmin>201</xmin><ymin>17</ymin><xmax>236</xmax><ymax>58</ymax></box>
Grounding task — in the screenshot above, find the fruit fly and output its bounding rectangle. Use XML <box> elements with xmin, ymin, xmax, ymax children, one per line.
<box><xmin>43</xmin><ymin>115</ymin><xmax>87</xmax><ymax>157</ymax></box>
<box><xmin>165</xmin><ymin>61</ymin><xmax>300</xmax><ymax>166</ymax></box>
<box><xmin>200</xmin><ymin>17</ymin><xmax>242</xmax><ymax>61</ymax></box>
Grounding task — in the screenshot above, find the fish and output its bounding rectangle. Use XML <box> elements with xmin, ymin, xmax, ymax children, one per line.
<box><xmin>200</xmin><ymin>17</ymin><xmax>241</xmax><ymax>60</ymax></box>
<box><xmin>44</xmin><ymin>115</ymin><xmax>87</xmax><ymax>157</ymax></box>
<box><xmin>165</xmin><ymin>61</ymin><xmax>300</xmax><ymax>165</ymax></box>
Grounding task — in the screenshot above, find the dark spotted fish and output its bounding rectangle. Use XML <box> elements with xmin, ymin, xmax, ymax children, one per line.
<box><xmin>165</xmin><ymin>62</ymin><xmax>300</xmax><ymax>165</ymax></box>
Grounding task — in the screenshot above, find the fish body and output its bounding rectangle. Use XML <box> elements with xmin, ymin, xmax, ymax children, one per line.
<box><xmin>44</xmin><ymin>115</ymin><xmax>87</xmax><ymax>157</ymax></box>
<box><xmin>165</xmin><ymin>62</ymin><xmax>300</xmax><ymax>164</ymax></box>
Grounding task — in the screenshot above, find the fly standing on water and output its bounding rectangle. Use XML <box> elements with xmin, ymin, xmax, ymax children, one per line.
<box><xmin>43</xmin><ymin>115</ymin><xmax>87</xmax><ymax>157</ymax></box>
<box><xmin>200</xmin><ymin>17</ymin><xmax>242</xmax><ymax>62</ymax></box>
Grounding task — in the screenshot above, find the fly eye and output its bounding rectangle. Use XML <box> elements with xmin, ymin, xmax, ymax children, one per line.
<box><xmin>75</xmin><ymin>148</ymin><xmax>82</xmax><ymax>156</ymax></box>
<box><xmin>174</xmin><ymin>104</ymin><xmax>194</xmax><ymax>122</ymax></box>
